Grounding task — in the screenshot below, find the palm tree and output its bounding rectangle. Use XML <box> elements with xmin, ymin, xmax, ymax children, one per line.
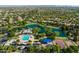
<box><xmin>32</xmin><ymin>28</ymin><xmax>40</xmax><ymax>35</ymax></box>
<box><xmin>56</xmin><ymin>44</ymin><xmax>61</xmax><ymax>53</ymax></box>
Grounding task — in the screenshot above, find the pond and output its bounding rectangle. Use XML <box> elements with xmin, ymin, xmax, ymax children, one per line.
<box><xmin>26</xmin><ymin>23</ymin><xmax>66</xmax><ymax>37</ymax></box>
<box><xmin>52</xmin><ymin>28</ymin><xmax>66</xmax><ymax>37</ymax></box>
<box><xmin>9</xmin><ymin>23</ymin><xmax>66</xmax><ymax>37</ymax></box>
<box><xmin>25</xmin><ymin>23</ymin><xmax>45</xmax><ymax>33</ymax></box>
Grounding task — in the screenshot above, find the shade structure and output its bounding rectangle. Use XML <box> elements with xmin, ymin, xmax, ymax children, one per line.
<box><xmin>41</xmin><ymin>38</ymin><xmax>53</xmax><ymax>44</ymax></box>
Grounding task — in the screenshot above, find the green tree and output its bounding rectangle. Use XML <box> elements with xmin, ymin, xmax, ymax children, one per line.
<box><xmin>32</xmin><ymin>28</ymin><xmax>40</xmax><ymax>35</ymax></box>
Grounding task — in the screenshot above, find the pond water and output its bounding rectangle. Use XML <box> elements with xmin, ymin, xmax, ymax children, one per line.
<box><xmin>26</xmin><ymin>24</ymin><xmax>66</xmax><ymax>37</ymax></box>
<box><xmin>10</xmin><ymin>23</ymin><xmax>66</xmax><ymax>37</ymax></box>
<box><xmin>52</xmin><ymin>28</ymin><xmax>66</xmax><ymax>37</ymax></box>
<box><xmin>25</xmin><ymin>23</ymin><xmax>45</xmax><ymax>33</ymax></box>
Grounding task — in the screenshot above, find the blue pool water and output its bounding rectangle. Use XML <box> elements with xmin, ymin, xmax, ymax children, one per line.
<box><xmin>41</xmin><ymin>38</ymin><xmax>53</xmax><ymax>44</ymax></box>
<box><xmin>22</xmin><ymin>34</ymin><xmax>30</xmax><ymax>41</ymax></box>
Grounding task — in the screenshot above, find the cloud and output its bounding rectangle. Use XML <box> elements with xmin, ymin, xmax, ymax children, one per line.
<box><xmin>0</xmin><ymin>0</ymin><xmax>79</xmax><ymax>6</ymax></box>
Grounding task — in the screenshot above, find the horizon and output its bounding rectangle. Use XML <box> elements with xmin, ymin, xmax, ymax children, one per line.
<box><xmin>0</xmin><ymin>0</ymin><xmax>79</xmax><ymax>6</ymax></box>
<box><xmin>0</xmin><ymin>5</ymin><xmax>79</xmax><ymax>7</ymax></box>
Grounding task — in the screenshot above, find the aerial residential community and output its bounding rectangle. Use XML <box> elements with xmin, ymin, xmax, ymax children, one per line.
<box><xmin>0</xmin><ymin>5</ymin><xmax>79</xmax><ymax>53</ymax></box>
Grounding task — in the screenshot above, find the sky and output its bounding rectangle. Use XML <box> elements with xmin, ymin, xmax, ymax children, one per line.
<box><xmin>0</xmin><ymin>0</ymin><xmax>79</xmax><ymax>6</ymax></box>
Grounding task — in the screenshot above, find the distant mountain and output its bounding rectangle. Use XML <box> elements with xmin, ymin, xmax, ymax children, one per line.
<box><xmin>0</xmin><ymin>5</ymin><xmax>79</xmax><ymax>8</ymax></box>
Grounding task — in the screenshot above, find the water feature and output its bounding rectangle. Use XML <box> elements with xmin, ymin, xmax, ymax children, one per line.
<box><xmin>52</xmin><ymin>28</ymin><xmax>66</xmax><ymax>37</ymax></box>
<box><xmin>41</xmin><ymin>38</ymin><xmax>53</xmax><ymax>44</ymax></box>
<box><xmin>25</xmin><ymin>23</ymin><xmax>66</xmax><ymax>37</ymax></box>
<box><xmin>22</xmin><ymin>34</ymin><xmax>30</xmax><ymax>41</ymax></box>
<box><xmin>25</xmin><ymin>23</ymin><xmax>45</xmax><ymax>33</ymax></box>
<box><xmin>10</xmin><ymin>23</ymin><xmax>66</xmax><ymax>37</ymax></box>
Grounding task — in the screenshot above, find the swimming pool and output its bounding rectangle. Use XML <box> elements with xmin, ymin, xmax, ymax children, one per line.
<box><xmin>41</xmin><ymin>38</ymin><xmax>53</xmax><ymax>44</ymax></box>
<box><xmin>22</xmin><ymin>34</ymin><xmax>30</xmax><ymax>41</ymax></box>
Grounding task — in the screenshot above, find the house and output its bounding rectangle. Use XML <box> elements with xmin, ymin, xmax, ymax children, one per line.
<box><xmin>5</xmin><ymin>39</ymin><xmax>16</xmax><ymax>46</ymax></box>
<box><xmin>22</xmin><ymin>29</ymin><xmax>32</xmax><ymax>34</ymax></box>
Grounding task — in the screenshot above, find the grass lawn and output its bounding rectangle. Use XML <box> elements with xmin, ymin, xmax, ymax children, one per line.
<box><xmin>55</xmin><ymin>37</ymin><xmax>68</xmax><ymax>41</ymax></box>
